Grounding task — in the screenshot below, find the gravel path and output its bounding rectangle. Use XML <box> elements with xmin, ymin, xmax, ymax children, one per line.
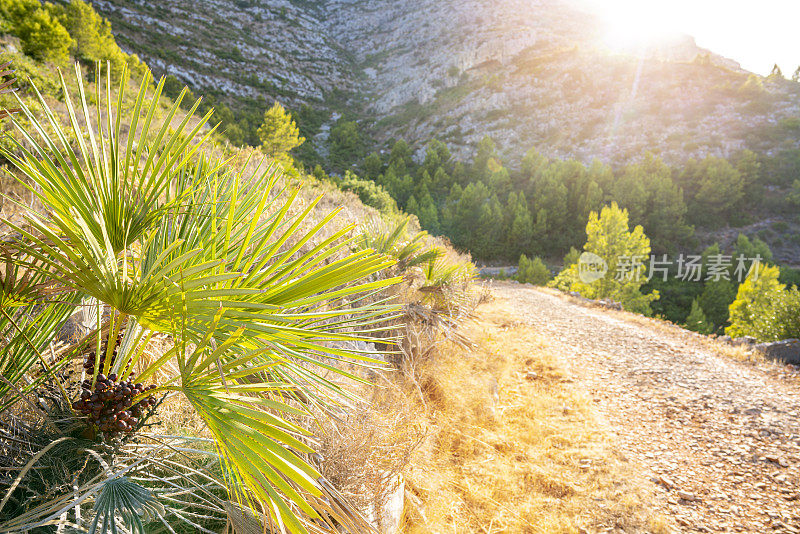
<box><xmin>492</xmin><ymin>282</ymin><xmax>800</xmax><ymax>533</ymax></box>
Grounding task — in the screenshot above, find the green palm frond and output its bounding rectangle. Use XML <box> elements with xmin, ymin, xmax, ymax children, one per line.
<box><xmin>2</xmin><ymin>61</ymin><xmax>213</xmax><ymax>254</ymax></box>
<box><xmin>89</xmin><ymin>477</ymin><xmax>161</xmax><ymax>534</ymax></box>
<box><xmin>356</xmin><ymin>216</ymin><xmax>443</xmax><ymax>271</ymax></box>
<box><xmin>0</xmin><ymin>239</ymin><xmax>79</xmax><ymax>409</ymax></box>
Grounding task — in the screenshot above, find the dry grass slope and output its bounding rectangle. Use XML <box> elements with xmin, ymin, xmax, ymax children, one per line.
<box><xmin>386</xmin><ymin>293</ymin><xmax>670</xmax><ymax>533</ymax></box>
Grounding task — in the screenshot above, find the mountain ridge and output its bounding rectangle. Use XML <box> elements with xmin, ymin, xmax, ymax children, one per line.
<box><xmin>90</xmin><ymin>0</ymin><xmax>800</xmax><ymax>165</ymax></box>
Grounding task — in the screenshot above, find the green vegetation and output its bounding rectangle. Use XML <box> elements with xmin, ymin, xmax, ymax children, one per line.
<box><xmin>330</xmin><ymin>137</ymin><xmax>774</xmax><ymax>264</ymax></box>
<box><xmin>516</xmin><ymin>254</ymin><xmax>550</xmax><ymax>286</ymax></box>
<box><xmin>550</xmin><ymin>203</ymin><xmax>659</xmax><ymax>314</ymax></box>
<box><xmin>0</xmin><ymin>0</ymin><xmax>143</xmax><ymax>73</ymax></box>
<box><xmin>339</xmin><ymin>170</ymin><xmax>398</xmax><ymax>215</ymax></box>
<box><xmin>1</xmin><ymin>0</ymin><xmax>72</xmax><ymax>63</ymax></box>
<box><xmin>727</xmin><ymin>265</ymin><xmax>800</xmax><ymax>341</ymax></box>
<box><xmin>328</xmin><ymin>119</ymin><xmax>365</xmax><ymax>172</ymax></box>
<box><xmin>0</xmin><ymin>63</ymin><xmax>400</xmax><ymax>533</ymax></box>
<box><xmin>685</xmin><ymin>298</ymin><xmax>713</xmax><ymax>334</ymax></box>
<box><xmin>257</xmin><ymin>100</ymin><xmax>305</xmax><ymax>164</ymax></box>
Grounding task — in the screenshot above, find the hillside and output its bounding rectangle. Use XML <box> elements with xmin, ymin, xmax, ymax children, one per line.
<box><xmin>91</xmin><ymin>0</ymin><xmax>800</xmax><ymax>164</ymax></box>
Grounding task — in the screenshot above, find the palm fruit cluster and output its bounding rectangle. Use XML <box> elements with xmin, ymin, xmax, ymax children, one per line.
<box><xmin>73</xmin><ymin>373</ymin><xmax>157</xmax><ymax>438</ymax></box>
<box><xmin>82</xmin><ymin>333</ymin><xmax>124</xmax><ymax>376</ymax></box>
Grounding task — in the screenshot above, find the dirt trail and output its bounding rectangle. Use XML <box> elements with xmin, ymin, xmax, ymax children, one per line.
<box><xmin>491</xmin><ymin>282</ymin><xmax>800</xmax><ymax>533</ymax></box>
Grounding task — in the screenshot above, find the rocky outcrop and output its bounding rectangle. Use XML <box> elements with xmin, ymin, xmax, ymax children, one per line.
<box><xmin>755</xmin><ymin>339</ymin><xmax>800</xmax><ymax>365</ymax></box>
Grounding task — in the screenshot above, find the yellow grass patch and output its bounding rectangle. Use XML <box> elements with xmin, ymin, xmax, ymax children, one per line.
<box><xmin>398</xmin><ymin>298</ymin><xmax>669</xmax><ymax>533</ymax></box>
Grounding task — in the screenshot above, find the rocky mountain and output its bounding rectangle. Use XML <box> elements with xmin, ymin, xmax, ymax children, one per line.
<box><xmin>91</xmin><ymin>0</ymin><xmax>800</xmax><ymax>164</ymax></box>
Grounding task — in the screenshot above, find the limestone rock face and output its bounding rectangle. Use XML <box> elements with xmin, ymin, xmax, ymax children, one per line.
<box><xmin>91</xmin><ymin>0</ymin><xmax>800</xmax><ymax>164</ymax></box>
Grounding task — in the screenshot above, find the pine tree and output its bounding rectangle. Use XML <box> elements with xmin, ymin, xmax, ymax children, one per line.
<box><xmin>328</xmin><ymin>120</ymin><xmax>364</xmax><ymax>172</ymax></box>
<box><xmin>416</xmin><ymin>192</ymin><xmax>440</xmax><ymax>234</ymax></box>
<box><xmin>685</xmin><ymin>299</ymin><xmax>712</xmax><ymax>334</ymax></box>
<box><xmin>4</xmin><ymin>0</ymin><xmax>72</xmax><ymax>63</ymax></box>
<box><xmin>683</xmin><ymin>156</ymin><xmax>744</xmax><ymax>227</ymax></box>
<box><xmin>507</xmin><ymin>192</ymin><xmax>533</xmax><ymax>257</ymax></box>
<box><xmin>362</xmin><ymin>152</ymin><xmax>383</xmax><ymax>180</ymax></box>
<box><xmin>698</xmin><ymin>279</ymin><xmax>737</xmax><ymax>331</ymax></box>
<box><xmin>726</xmin><ymin>264</ymin><xmax>785</xmax><ymax>339</ymax></box>
<box><xmin>557</xmin><ymin>203</ymin><xmax>658</xmax><ymax>314</ymax></box>
<box><xmin>388</xmin><ymin>139</ymin><xmax>412</xmax><ymax>176</ymax></box>
<box><xmin>472</xmin><ymin>135</ymin><xmax>498</xmax><ymax>180</ymax></box>
<box><xmin>57</xmin><ymin>0</ymin><xmax>129</xmax><ymax>73</ymax></box>
<box><xmin>257</xmin><ymin>102</ymin><xmax>305</xmax><ymax>160</ymax></box>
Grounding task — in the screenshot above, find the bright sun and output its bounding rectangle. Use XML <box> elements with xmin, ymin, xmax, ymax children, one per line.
<box><xmin>584</xmin><ymin>0</ymin><xmax>681</xmax><ymax>52</ymax></box>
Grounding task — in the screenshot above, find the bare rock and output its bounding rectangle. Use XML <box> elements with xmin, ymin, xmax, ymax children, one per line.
<box><xmin>754</xmin><ymin>339</ymin><xmax>800</xmax><ymax>365</ymax></box>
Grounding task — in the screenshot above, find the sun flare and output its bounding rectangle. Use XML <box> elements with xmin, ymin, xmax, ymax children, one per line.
<box><xmin>586</xmin><ymin>0</ymin><xmax>681</xmax><ymax>52</ymax></box>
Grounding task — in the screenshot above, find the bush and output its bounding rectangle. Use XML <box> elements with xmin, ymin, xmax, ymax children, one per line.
<box><xmin>6</xmin><ymin>1</ymin><xmax>72</xmax><ymax>63</ymax></box>
<box><xmin>340</xmin><ymin>171</ymin><xmax>398</xmax><ymax>215</ymax></box>
<box><xmin>727</xmin><ymin>264</ymin><xmax>800</xmax><ymax>340</ymax></box>
<box><xmin>57</xmin><ymin>0</ymin><xmax>125</xmax><ymax>70</ymax></box>
<box><xmin>516</xmin><ymin>254</ymin><xmax>550</xmax><ymax>285</ymax></box>
<box><xmin>551</xmin><ymin>203</ymin><xmax>658</xmax><ymax>314</ymax></box>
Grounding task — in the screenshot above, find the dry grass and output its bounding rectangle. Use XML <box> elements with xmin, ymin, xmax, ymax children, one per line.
<box><xmin>392</xmin><ymin>297</ymin><xmax>670</xmax><ymax>534</ymax></box>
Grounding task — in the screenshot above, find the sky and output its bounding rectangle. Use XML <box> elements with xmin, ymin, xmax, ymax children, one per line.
<box><xmin>577</xmin><ymin>0</ymin><xmax>800</xmax><ymax>76</ymax></box>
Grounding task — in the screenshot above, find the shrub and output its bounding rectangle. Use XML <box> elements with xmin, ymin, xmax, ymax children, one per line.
<box><xmin>6</xmin><ymin>1</ymin><xmax>73</xmax><ymax>63</ymax></box>
<box><xmin>257</xmin><ymin>101</ymin><xmax>305</xmax><ymax>160</ymax></box>
<box><xmin>340</xmin><ymin>171</ymin><xmax>398</xmax><ymax>215</ymax></box>
<box><xmin>57</xmin><ymin>0</ymin><xmax>125</xmax><ymax>70</ymax></box>
<box><xmin>551</xmin><ymin>203</ymin><xmax>658</xmax><ymax>314</ymax></box>
<box><xmin>517</xmin><ymin>254</ymin><xmax>550</xmax><ymax>285</ymax></box>
<box><xmin>727</xmin><ymin>264</ymin><xmax>800</xmax><ymax>340</ymax></box>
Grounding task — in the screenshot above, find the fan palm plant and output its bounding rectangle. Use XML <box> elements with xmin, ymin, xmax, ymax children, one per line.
<box><xmin>0</xmin><ymin>63</ymin><xmax>400</xmax><ymax>533</ymax></box>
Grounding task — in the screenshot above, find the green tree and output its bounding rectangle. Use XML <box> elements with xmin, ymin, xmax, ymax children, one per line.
<box><xmin>57</xmin><ymin>0</ymin><xmax>128</xmax><ymax>72</ymax></box>
<box><xmin>415</xmin><ymin>192</ymin><xmax>440</xmax><ymax>233</ymax></box>
<box><xmin>622</xmin><ymin>153</ymin><xmax>692</xmax><ymax>252</ymax></box>
<box><xmin>563</xmin><ymin>247</ymin><xmax>581</xmax><ymax>268</ymax></box>
<box><xmin>362</xmin><ymin>151</ymin><xmax>383</xmax><ymax>180</ymax></box>
<box><xmin>733</xmin><ymin>233</ymin><xmax>773</xmax><ymax>265</ymax></box>
<box><xmin>531</xmin><ymin>164</ymin><xmax>569</xmax><ymax>252</ymax></box>
<box><xmin>681</xmin><ymin>156</ymin><xmax>744</xmax><ymax>226</ymax></box>
<box><xmin>0</xmin><ymin>0</ymin><xmax>72</xmax><ymax>63</ymax></box>
<box><xmin>698</xmin><ymin>279</ymin><xmax>737</xmax><ymax>331</ymax></box>
<box><xmin>734</xmin><ymin>149</ymin><xmax>763</xmax><ymax>204</ymax></box>
<box><xmin>506</xmin><ymin>192</ymin><xmax>534</xmax><ymax>257</ymax></box>
<box><xmin>517</xmin><ymin>255</ymin><xmax>551</xmax><ymax>285</ymax></box>
<box><xmin>257</xmin><ymin>102</ymin><xmax>305</xmax><ymax>160</ymax></box>
<box><xmin>474</xmin><ymin>194</ymin><xmax>505</xmax><ymax>259</ymax></box>
<box><xmin>557</xmin><ymin>203</ymin><xmax>658</xmax><ymax>314</ymax></box>
<box><xmin>388</xmin><ymin>138</ymin><xmax>412</xmax><ymax>176</ymax></box>
<box><xmin>472</xmin><ymin>135</ymin><xmax>499</xmax><ymax>179</ymax></box>
<box><xmin>727</xmin><ymin>264</ymin><xmax>800</xmax><ymax>340</ymax></box>
<box><xmin>329</xmin><ymin>120</ymin><xmax>365</xmax><ymax>172</ymax></box>
<box><xmin>685</xmin><ymin>299</ymin><xmax>713</xmax><ymax>334</ymax></box>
